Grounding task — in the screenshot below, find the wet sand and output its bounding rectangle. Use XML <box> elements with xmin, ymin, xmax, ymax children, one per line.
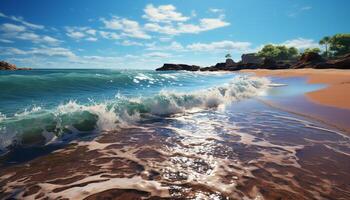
<box><xmin>1</xmin><ymin>100</ymin><xmax>350</xmax><ymax>199</ymax></box>
<box><xmin>241</xmin><ymin>69</ymin><xmax>350</xmax><ymax>110</ymax></box>
<box><xmin>1</xmin><ymin>72</ymin><xmax>350</xmax><ymax>199</ymax></box>
<box><xmin>241</xmin><ymin>69</ymin><xmax>350</xmax><ymax>133</ymax></box>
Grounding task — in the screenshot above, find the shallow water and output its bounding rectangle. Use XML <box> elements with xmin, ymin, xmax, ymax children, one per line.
<box><xmin>0</xmin><ymin>70</ymin><xmax>349</xmax><ymax>199</ymax></box>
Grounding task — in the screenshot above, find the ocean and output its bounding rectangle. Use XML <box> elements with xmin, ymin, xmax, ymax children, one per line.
<box><xmin>1</xmin><ymin>69</ymin><xmax>349</xmax><ymax>199</ymax></box>
<box><xmin>0</xmin><ymin>69</ymin><xmax>271</xmax><ymax>151</ymax></box>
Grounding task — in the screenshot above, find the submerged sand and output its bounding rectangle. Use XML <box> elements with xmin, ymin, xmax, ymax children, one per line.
<box><xmin>241</xmin><ymin>69</ymin><xmax>350</xmax><ymax>110</ymax></box>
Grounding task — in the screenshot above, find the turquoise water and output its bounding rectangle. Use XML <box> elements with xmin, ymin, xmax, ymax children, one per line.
<box><xmin>0</xmin><ymin>69</ymin><xmax>325</xmax><ymax>152</ymax></box>
<box><xmin>0</xmin><ymin>69</ymin><xmax>237</xmax><ymax>115</ymax></box>
<box><xmin>1</xmin><ymin>69</ymin><xmax>273</xmax><ymax>151</ymax></box>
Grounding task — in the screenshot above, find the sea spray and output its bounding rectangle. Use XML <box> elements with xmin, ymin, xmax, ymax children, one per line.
<box><xmin>0</xmin><ymin>75</ymin><xmax>270</xmax><ymax>151</ymax></box>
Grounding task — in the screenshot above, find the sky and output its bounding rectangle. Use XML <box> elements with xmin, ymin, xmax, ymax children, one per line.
<box><xmin>0</xmin><ymin>0</ymin><xmax>349</xmax><ymax>69</ymax></box>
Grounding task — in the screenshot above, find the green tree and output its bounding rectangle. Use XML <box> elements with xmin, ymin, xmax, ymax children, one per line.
<box><xmin>257</xmin><ymin>44</ymin><xmax>279</xmax><ymax>58</ymax></box>
<box><xmin>225</xmin><ymin>53</ymin><xmax>232</xmax><ymax>59</ymax></box>
<box><xmin>329</xmin><ymin>34</ymin><xmax>350</xmax><ymax>56</ymax></box>
<box><xmin>319</xmin><ymin>36</ymin><xmax>331</xmax><ymax>57</ymax></box>
<box><xmin>257</xmin><ymin>44</ymin><xmax>299</xmax><ymax>60</ymax></box>
<box><xmin>304</xmin><ymin>48</ymin><xmax>321</xmax><ymax>54</ymax></box>
<box><xmin>288</xmin><ymin>47</ymin><xmax>299</xmax><ymax>59</ymax></box>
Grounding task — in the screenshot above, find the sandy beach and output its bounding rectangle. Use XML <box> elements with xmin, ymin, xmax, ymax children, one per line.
<box><xmin>241</xmin><ymin>69</ymin><xmax>350</xmax><ymax>110</ymax></box>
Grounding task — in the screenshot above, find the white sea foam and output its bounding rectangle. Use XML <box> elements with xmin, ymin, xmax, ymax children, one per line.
<box><xmin>160</xmin><ymin>74</ymin><xmax>178</xmax><ymax>80</ymax></box>
<box><xmin>135</xmin><ymin>73</ymin><xmax>155</xmax><ymax>81</ymax></box>
<box><xmin>140</xmin><ymin>75</ymin><xmax>270</xmax><ymax>115</ymax></box>
<box><xmin>77</xmin><ymin>76</ymin><xmax>267</xmax><ymax>128</ymax></box>
<box><xmin>55</xmin><ymin>101</ymin><xmax>120</xmax><ymax>131</ymax></box>
<box><xmin>14</xmin><ymin>106</ymin><xmax>42</xmax><ymax>118</ymax></box>
<box><xmin>0</xmin><ymin>112</ymin><xmax>6</xmax><ymax>122</ymax></box>
<box><xmin>0</xmin><ymin>75</ymin><xmax>271</xmax><ymax>149</ymax></box>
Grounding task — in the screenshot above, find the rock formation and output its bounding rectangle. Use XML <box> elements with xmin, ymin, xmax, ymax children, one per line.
<box><xmin>0</xmin><ymin>61</ymin><xmax>17</xmax><ymax>70</ymax></box>
<box><xmin>241</xmin><ymin>53</ymin><xmax>263</xmax><ymax>65</ymax></box>
<box><xmin>292</xmin><ymin>52</ymin><xmax>325</xmax><ymax>69</ymax></box>
<box><xmin>291</xmin><ymin>52</ymin><xmax>350</xmax><ymax>69</ymax></box>
<box><xmin>0</xmin><ymin>61</ymin><xmax>32</xmax><ymax>70</ymax></box>
<box><xmin>156</xmin><ymin>63</ymin><xmax>200</xmax><ymax>71</ymax></box>
<box><xmin>156</xmin><ymin>52</ymin><xmax>350</xmax><ymax>72</ymax></box>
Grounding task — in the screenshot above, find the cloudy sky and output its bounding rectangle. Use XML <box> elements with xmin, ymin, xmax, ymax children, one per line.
<box><xmin>0</xmin><ymin>0</ymin><xmax>349</xmax><ymax>69</ymax></box>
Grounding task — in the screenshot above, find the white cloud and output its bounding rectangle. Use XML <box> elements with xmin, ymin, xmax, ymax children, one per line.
<box><xmin>144</xmin><ymin>17</ymin><xmax>230</xmax><ymax>35</ymax></box>
<box><xmin>99</xmin><ymin>31</ymin><xmax>121</xmax><ymax>40</ymax></box>
<box><xmin>101</xmin><ymin>17</ymin><xmax>151</xmax><ymax>39</ymax></box>
<box><xmin>144</xmin><ymin>52</ymin><xmax>171</xmax><ymax>58</ymax></box>
<box><xmin>199</xmin><ymin>18</ymin><xmax>230</xmax><ymax>31</ymax></box>
<box><xmin>0</xmin><ymin>23</ymin><xmax>26</xmax><ymax>32</ymax></box>
<box><xmin>16</xmin><ymin>32</ymin><xmax>39</xmax><ymax>40</ymax></box>
<box><xmin>0</xmin><ymin>47</ymin><xmax>76</xmax><ymax>57</ymax></box>
<box><xmin>281</xmin><ymin>38</ymin><xmax>319</xmax><ymax>49</ymax></box>
<box><xmin>0</xmin><ymin>39</ymin><xmax>13</xmax><ymax>43</ymax></box>
<box><xmin>0</xmin><ymin>12</ymin><xmax>44</xmax><ymax>30</ymax></box>
<box><xmin>86</xmin><ymin>29</ymin><xmax>97</xmax><ymax>35</ymax></box>
<box><xmin>143</xmin><ymin>4</ymin><xmax>189</xmax><ymax>23</ymax></box>
<box><xmin>42</xmin><ymin>36</ymin><xmax>60</xmax><ymax>44</ymax></box>
<box><xmin>11</xmin><ymin>17</ymin><xmax>45</xmax><ymax>30</ymax></box>
<box><xmin>30</xmin><ymin>47</ymin><xmax>76</xmax><ymax>57</ymax></box>
<box><xmin>0</xmin><ymin>23</ymin><xmax>60</xmax><ymax>45</ymax></box>
<box><xmin>67</xmin><ymin>31</ymin><xmax>85</xmax><ymax>39</ymax></box>
<box><xmin>0</xmin><ymin>47</ymin><xmax>27</xmax><ymax>55</ymax></box>
<box><xmin>186</xmin><ymin>40</ymin><xmax>251</xmax><ymax>52</ymax></box>
<box><xmin>120</xmin><ymin>40</ymin><xmax>143</xmax><ymax>46</ymax></box>
<box><xmin>209</xmin><ymin>8</ymin><xmax>224</xmax><ymax>13</ymax></box>
<box><xmin>159</xmin><ymin>37</ymin><xmax>172</xmax><ymax>42</ymax></box>
<box><xmin>82</xmin><ymin>56</ymin><xmax>122</xmax><ymax>62</ymax></box>
<box><xmin>86</xmin><ymin>37</ymin><xmax>98</xmax><ymax>42</ymax></box>
<box><xmin>66</xmin><ymin>27</ymin><xmax>99</xmax><ymax>41</ymax></box>
<box><xmin>14</xmin><ymin>32</ymin><xmax>60</xmax><ymax>45</ymax></box>
<box><xmin>146</xmin><ymin>41</ymin><xmax>184</xmax><ymax>51</ymax></box>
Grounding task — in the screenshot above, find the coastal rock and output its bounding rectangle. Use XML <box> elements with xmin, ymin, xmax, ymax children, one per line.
<box><xmin>0</xmin><ymin>61</ymin><xmax>32</xmax><ymax>70</ymax></box>
<box><xmin>200</xmin><ymin>59</ymin><xmax>239</xmax><ymax>71</ymax></box>
<box><xmin>256</xmin><ymin>58</ymin><xmax>291</xmax><ymax>70</ymax></box>
<box><xmin>225</xmin><ymin>58</ymin><xmax>235</xmax><ymax>67</ymax></box>
<box><xmin>241</xmin><ymin>53</ymin><xmax>264</xmax><ymax>65</ymax></box>
<box><xmin>316</xmin><ymin>53</ymin><xmax>350</xmax><ymax>69</ymax></box>
<box><xmin>157</xmin><ymin>52</ymin><xmax>350</xmax><ymax>72</ymax></box>
<box><xmin>292</xmin><ymin>52</ymin><xmax>325</xmax><ymax>69</ymax></box>
<box><xmin>156</xmin><ymin>63</ymin><xmax>200</xmax><ymax>71</ymax></box>
<box><xmin>0</xmin><ymin>61</ymin><xmax>17</xmax><ymax>70</ymax></box>
<box><xmin>290</xmin><ymin>52</ymin><xmax>350</xmax><ymax>69</ymax></box>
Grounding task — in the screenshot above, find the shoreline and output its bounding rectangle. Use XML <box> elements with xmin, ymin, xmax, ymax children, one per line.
<box><xmin>259</xmin><ymin>98</ymin><xmax>350</xmax><ymax>134</ymax></box>
<box><xmin>241</xmin><ymin>69</ymin><xmax>350</xmax><ymax>133</ymax></box>
<box><xmin>241</xmin><ymin>69</ymin><xmax>350</xmax><ymax>110</ymax></box>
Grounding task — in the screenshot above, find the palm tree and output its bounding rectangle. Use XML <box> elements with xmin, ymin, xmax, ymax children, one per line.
<box><xmin>319</xmin><ymin>36</ymin><xmax>330</xmax><ymax>57</ymax></box>
<box><xmin>225</xmin><ymin>53</ymin><xmax>232</xmax><ymax>59</ymax></box>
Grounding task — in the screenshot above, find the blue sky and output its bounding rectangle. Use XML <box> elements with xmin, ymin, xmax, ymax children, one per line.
<box><xmin>0</xmin><ymin>0</ymin><xmax>349</xmax><ymax>69</ymax></box>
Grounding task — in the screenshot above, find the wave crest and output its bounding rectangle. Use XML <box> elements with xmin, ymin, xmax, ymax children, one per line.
<box><xmin>0</xmin><ymin>75</ymin><xmax>270</xmax><ymax>151</ymax></box>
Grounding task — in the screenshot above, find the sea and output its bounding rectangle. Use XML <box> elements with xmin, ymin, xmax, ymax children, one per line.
<box><xmin>0</xmin><ymin>69</ymin><xmax>349</xmax><ymax>199</ymax></box>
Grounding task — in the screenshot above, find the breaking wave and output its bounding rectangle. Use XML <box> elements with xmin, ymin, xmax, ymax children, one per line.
<box><xmin>0</xmin><ymin>75</ymin><xmax>270</xmax><ymax>151</ymax></box>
